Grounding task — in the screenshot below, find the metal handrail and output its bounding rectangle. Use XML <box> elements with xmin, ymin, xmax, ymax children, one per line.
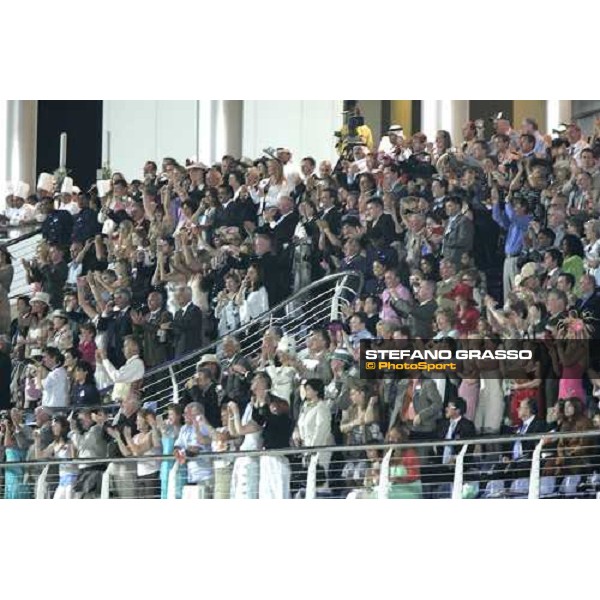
<box><xmin>99</xmin><ymin>269</ymin><xmax>364</xmax><ymax>397</ymax></box>
<box><xmin>1</xmin><ymin>226</ymin><xmax>42</xmax><ymax>248</ymax></box>
<box><xmin>3</xmin><ymin>428</ymin><xmax>597</xmax><ymax>469</ymax></box>
<box><xmin>146</xmin><ymin>269</ymin><xmax>363</xmax><ymax>377</ymax></box>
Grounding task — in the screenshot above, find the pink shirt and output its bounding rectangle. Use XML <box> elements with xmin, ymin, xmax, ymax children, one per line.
<box><xmin>379</xmin><ymin>284</ymin><xmax>412</xmax><ymax>324</ymax></box>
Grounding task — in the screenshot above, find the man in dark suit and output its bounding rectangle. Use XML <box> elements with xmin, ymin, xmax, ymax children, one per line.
<box><xmin>272</xmin><ymin>196</ymin><xmax>299</xmax><ymax>249</ymax></box>
<box><xmin>221</xmin><ymin>335</ymin><xmax>253</xmax><ymax>409</ymax></box>
<box><xmin>253</xmin><ymin>233</ymin><xmax>288</xmax><ymax>307</ymax></box>
<box><xmin>213</xmin><ymin>184</ymin><xmax>241</xmax><ymax>229</ymax></box>
<box><xmin>364</xmin><ymin>197</ymin><xmax>396</xmax><ymax>249</ymax></box>
<box><xmin>271</xmin><ymin>196</ymin><xmax>299</xmax><ymax>282</ymax></box>
<box><xmin>488</xmin><ymin>398</ymin><xmax>547</xmax><ymax>484</ymax></box>
<box><xmin>96</xmin><ymin>287</ymin><xmax>134</xmax><ymax>369</ymax></box>
<box><xmin>431</xmin><ymin>398</ymin><xmax>477</xmax><ymax>489</ymax></box>
<box><xmin>576</xmin><ymin>274</ymin><xmax>600</xmax><ymax>338</ymax></box>
<box><xmin>390</xmin><ymin>279</ymin><xmax>438</xmax><ymax>338</ymax></box>
<box><xmin>181</xmin><ymin>365</ymin><xmax>220</xmax><ymax>428</ymax></box>
<box><xmin>131</xmin><ymin>291</ymin><xmax>173</xmax><ymax>368</ymax></box>
<box><xmin>337</xmin><ymin>237</ymin><xmax>368</xmax><ymax>277</ymax></box>
<box><xmin>171</xmin><ymin>285</ymin><xmax>203</xmax><ymax>359</ymax></box>
<box><xmin>442</xmin><ymin>196</ymin><xmax>474</xmax><ymax>268</ymax></box>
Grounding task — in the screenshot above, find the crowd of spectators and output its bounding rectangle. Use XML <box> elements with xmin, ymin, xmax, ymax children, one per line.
<box><xmin>2</xmin><ymin>103</ymin><xmax>600</xmax><ymax>499</ymax></box>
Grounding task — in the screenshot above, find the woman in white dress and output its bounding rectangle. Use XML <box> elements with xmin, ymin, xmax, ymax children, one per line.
<box><xmin>294</xmin><ymin>378</ymin><xmax>335</xmax><ymax>488</ymax></box>
<box><xmin>227</xmin><ymin>395</ymin><xmax>263</xmax><ymax>499</ymax></box>
<box><xmin>34</xmin><ymin>415</ymin><xmax>78</xmax><ymax>499</ymax></box>
<box><xmin>257</xmin><ymin>159</ymin><xmax>290</xmax><ymax>222</ymax></box>
<box><xmin>264</xmin><ymin>336</ymin><xmax>298</xmax><ymax>404</ymax></box>
<box><xmin>237</xmin><ymin>264</ymin><xmax>269</xmax><ymax>326</ymax></box>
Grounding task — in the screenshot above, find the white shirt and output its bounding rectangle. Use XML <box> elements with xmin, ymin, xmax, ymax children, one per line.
<box><xmin>174</xmin><ymin>424</ymin><xmax>212</xmax><ymax>483</ymax></box>
<box><xmin>512</xmin><ymin>415</ymin><xmax>535</xmax><ymax>460</ymax></box>
<box><xmin>239</xmin><ymin>286</ymin><xmax>269</xmax><ymax>325</ymax></box>
<box><xmin>297</xmin><ymin>400</ymin><xmax>333</xmax><ymax>448</ymax></box>
<box><xmin>102</xmin><ymin>355</ymin><xmax>145</xmax><ymax>400</ymax></box>
<box><xmin>442</xmin><ymin>417</ymin><xmax>462</xmax><ymax>464</ymax></box>
<box><xmin>4</xmin><ymin>203</ymin><xmax>35</xmax><ymax>225</ymax></box>
<box><xmin>102</xmin><ymin>355</ymin><xmax>145</xmax><ymax>384</ymax></box>
<box><xmin>42</xmin><ymin>366</ymin><xmax>70</xmax><ymax>408</ymax></box>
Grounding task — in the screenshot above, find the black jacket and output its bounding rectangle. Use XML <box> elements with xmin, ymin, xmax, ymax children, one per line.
<box><xmin>41</xmin><ymin>210</ymin><xmax>73</xmax><ymax>246</ymax></box>
<box><xmin>172</xmin><ymin>304</ymin><xmax>203</xmax><ymax>359</ymax></box>
<box><xmin>97</xmin><ymin>307</ymin><xmax>133</xmax><ymax>369</ymax></box>
<box><xmin>181</xmin><ymin>383</ymin><xmax>220</xmax><ymax>428</ymax></box>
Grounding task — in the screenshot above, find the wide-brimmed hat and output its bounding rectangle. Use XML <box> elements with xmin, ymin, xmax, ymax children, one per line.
<box><xmin>197</xmin><ymin>354</ymin><xmax>219</xmax><ymax>367</ymax></box>
<box><xmin>51</xmin><ymin>309</ymin><xmax>69</xmax><ymax>321</ymax></box>
<box><xmin>30</xmin><ymin>292</ymin><xmax>51</xmax><ymax>306</ymax></box>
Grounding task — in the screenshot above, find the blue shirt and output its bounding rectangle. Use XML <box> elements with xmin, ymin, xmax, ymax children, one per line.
<box><xmin>492</xmin><ymin>202</ymin><xmax>531</xmax><ymax>256</ymax></box>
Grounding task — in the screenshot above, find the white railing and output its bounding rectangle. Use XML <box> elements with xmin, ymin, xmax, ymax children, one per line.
<box><xmin>2</xmin><ymin>430</ymin><xmax>598</xmax><ymax>500</ymax></box>
<box><xmin>124</xmin><ymin>270</ymin><xmax>364</xmax><ymax>414</ymax></box>
<box><xmin>1</xmin><ymin>226</ymin><xmax>43</xmax><ymax>302</ymax></box>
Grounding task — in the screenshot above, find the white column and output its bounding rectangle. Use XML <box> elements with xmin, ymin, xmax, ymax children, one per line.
<box><xmin>4</xmin><ymin>100</ymin><xmax>37</xmax><ymax>194</ymax></box>
<box><xmin>450</xmin><ymin>100</ymin><xmax>469</xmax><ymax>149</ymax></box>
<box><xmin>546</xmin><ymin>100</ymin><xmax>572</xmax><ymax>134</ymax></box>
<box><xmin>421</xmin><ymin>99</ymin><xmax>439</xmax><ymax>140</ymax></box>
<box><xmin>423</xmin><ymin>100</ymin><xmax>468</xmax><ymax>148</ymax></box>
<box><xmin>222</xmin><ymin>100</ymin><xmax>243</xmax><ymax>158</ymax></box>
<box><xmin>0</xmin><ymin>100</ymin><xmax>7</xmax><ymax>210</ymax></box>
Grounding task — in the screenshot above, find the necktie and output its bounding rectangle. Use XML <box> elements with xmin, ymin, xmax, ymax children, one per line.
<box><xmin>443</xmin><ymin>420</ymin><xmax>457</xmax><ymax>464</ymax></box>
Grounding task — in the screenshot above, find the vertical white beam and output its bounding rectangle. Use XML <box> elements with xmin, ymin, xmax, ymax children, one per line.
<box><xmin>421</xmin><ymin>99</ymin><xmax>439</xmax><ymax>140</ymax></box>
<box><xmin>547</xmin><ymin>100</ymin><xmax>572</xmax><ymax>135</ymax></box>
<box><xmin>0</xmin><ymin>100</ymin><xmax>8</xmax><ymax>210</ymax></box>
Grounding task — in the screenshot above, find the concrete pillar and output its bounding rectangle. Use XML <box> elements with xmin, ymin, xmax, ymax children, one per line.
<box><xmin>5</xmin><ymin>100</ymin><xmax>37</xmax><ymax>190</ymax></box>
<box><xmin>223</xmin><ymin>100</ymin><xmax>243</xmax><ymax>158</ymax></box>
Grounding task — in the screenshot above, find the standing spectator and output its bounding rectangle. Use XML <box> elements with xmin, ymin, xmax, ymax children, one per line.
<box><xmin>294</xmin><ymin>379</ymin><xmax>334</xmax><ymax>487</ymax></box>
<box><xmin>70</xmin><ymin>408</ymin><xmax>108</xmax><ymax>499</ymax></box>
<box><xmin>181</xmin><ymin>365</ymin><xmax>220</xmax><ymax>427</ymax></box>
<box><xmin>237</xmin><ymin>264</ymin><xmax>269</xmax><ymax>326</ymax></box>
<box><xmin>121</xmin><ymin>409</ymin><xmax>162</xmax><ymax>499</ymax></box>
<box><xmin>173</xmin><ymin>402</ymin><xmax>213</xmax><ymax>498</ymax></box>
<box><xmin>492</xmin><ymin>194</ymin><xmax>531</xmax><ymax>301</ymax></box>
<box><xmin>442</xmin><ymin>196</ymin><xmax>474</xmax><ymax>268</ymax></box>
<box><xmin>97</xmin><ymin>336</ymin><xmax>145</xmax><ymax>402</ymax></box>
<box><xmin>131</xmin><ymin>291</ymin><xmax>173</xmax><ymax>368</ymax></box>
<box><xmin>379</xmin><ymin>268</ymin><xmax>411</xmax><ymax>326</ymax></box>
<box><xmin>33</xmin><ymin>415</ymin><xmax>77</xmax><ymax>499</ymax></box>
<box><xmin>170</xmin><ymin>285</ymin><xmax>203</xmax><ymax>359</ymax></box>
<box><xmin>70</xmin><ymin>361</ymin><xmax>101</xmax><ymax>407</ymax></box>
<box><xmin>105</xmin><ymin>392</ymin><xmax>140</xmax><ymax>498</ymax></box>
<box><xmin>0</xmin><ymin>247</ymin><xmax>14</xmax><ymax>336</ymax></box>
<box><xmin>38</xmin><ymin>346</ymin><xmax>70</xmax><ymax>409</ymax></box>
<box><xmin>96</xmin><ymin>287</ymin><xmax>133</xmax><ymax>369</ymax></box>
